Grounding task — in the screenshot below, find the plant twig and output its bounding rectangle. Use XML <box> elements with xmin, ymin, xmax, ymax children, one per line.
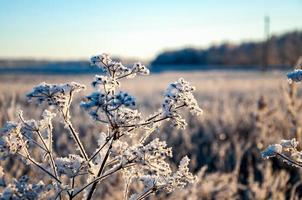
<box><xmin>85</xmin><ymin>137</ymin><xmax>114</xmax><ymax>200</ymax></box>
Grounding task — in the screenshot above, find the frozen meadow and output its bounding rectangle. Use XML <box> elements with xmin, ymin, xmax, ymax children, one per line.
<box><xmin>1</xmin><ymin>62</ymin><xmax>302</xmax><ymax>199</ymax></box>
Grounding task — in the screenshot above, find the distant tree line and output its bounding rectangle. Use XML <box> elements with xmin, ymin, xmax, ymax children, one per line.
<box><xmin>151</xmin><ymin>31</ymin><xmax>302</xmax><ymax>68</ymax></box>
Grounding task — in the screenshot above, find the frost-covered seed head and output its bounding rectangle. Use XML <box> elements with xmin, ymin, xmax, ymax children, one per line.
<box><xmin>27</xmin><ymin>82</ymin><xmax>85</xmax><ymax>116</ymax></box>
<box><xmin>0</xmin><ymin>122</ymin><xmax>27</xmax><ymax>156</ymax></box>
<box><xmin>287</xmin><ymin>69</ymin><xmax>302</xmax><ymax>82</ymax></box>
<box><xmin>280</xmin><ymin>138</ymin><xmax>298</xmax><ymax>149</ymax></box>
<box><xmin>132</xmin><ymin>62</ymin><xmax>150</xmax><ymax>75</ymax></box>
<box><xmin>90</xmin><ymin>53</ymin><xmax>112</xmax><ymax>67</ymax></box>
<box><xmin>261</xmin><ymin>144</ymin><xmax>283</xmax><ymax>158</ymax></box>
<box><xmin>163</xmin><ymin>78</ymin><xmax>202</xmax><ymax>116</ymax></box>
<box><xmin>55</xmin><ymin>154</ymin><xmax>85</xmax><ymax>178</ymax></box>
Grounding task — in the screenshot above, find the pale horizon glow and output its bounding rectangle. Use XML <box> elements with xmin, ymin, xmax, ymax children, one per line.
<box><xmin>0</xmin><ymin>0</ymin><xmax>301</xmax><ymax>60</ymax></box>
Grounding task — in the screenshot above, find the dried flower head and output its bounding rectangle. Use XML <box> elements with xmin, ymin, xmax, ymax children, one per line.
<box><xmin>261</xmin><ymin>144</ymin><xmax>283</xmax><ymax>158</ymax></box>
<box><xmin>0</xmin><ymin>122</ymin><xmax>27</xmax><ymax>157</ymax></box>
<box><xmin>164</xmin><ymin>78</ymin><xmax>202</xmax><ymax>115</ymax></box>
<box><xmin>91</xmin><ymin>54</ymin><xmax>149</xmax><ymax>79</ymax></box>
<box><xmin>55</xmin><ymin>154</ymin><xmax>85</xmax><ymax>178</ymax></box>
<box><xmin>287</xmin><ymin>69</ymin><xmax>302</xmax><ymax>82</ymax></box>
<box><xmin>0</xmin><ymin>176</ymin><xmax>45</xmax><ymax>200</ymax></box>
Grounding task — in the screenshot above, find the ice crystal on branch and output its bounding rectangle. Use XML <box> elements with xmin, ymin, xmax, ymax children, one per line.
<box><xmin>18</xmin><ymin>110</ymin><xmax>56</xmax><ymax>140</ymax></box>
<box><xmin>162</xmin><ymin>156</ymin><xmax>196</xmax><ymax>192</ymax></box>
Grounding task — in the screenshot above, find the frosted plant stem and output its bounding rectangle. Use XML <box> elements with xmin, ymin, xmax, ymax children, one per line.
<box><xmin>18</xmin><ymin>113</ymin><xmax>59</xmax><ymax>178</ymax></box>
<box><xmin>66</xmin><ymin>120</ymin><xmax>89</xmax><ymax>161</ymax></box>
<box><xmin>123</xmin><ymin>175</ymin><xmax>132</xmax><ymax>200</ymax></box>
<box><xmin>136</xmin><ymin>187</ymin><xmax>155</xmax><ymax>200</ymax></box>
<box><xmin>58</xmin><ymin>107</ymin><xmax>89</xmax><ymax>161</ymax></box>
<box><xmin>22</xmin><ymin>134</ymin><xmax>48</xmax><ymax>152</ymax></box>
<box><xmin>19</xmin><ymin>154</ymin><xmax>62</xmax><ymax>184</ymax></box>
<box><xmin>276</xmin><ymin>153</ymin><xmax>302</xmax><ymax>168</ymax></box>
<box><xmin>69</xmin><ymin>177</ymin><xmax>75</xmax><ymax>200</ymax></box>
<box><xmin>88</xmin><ymin>134</ymin><xmax>114</xmax><ymax>163</ymax></box>
<box><xmin>72</xmin><ymin>164</ymin><xmax>122</xmax><ymax>198</ymax></box>
<box><xmin>36</xmin><ymin>130</ymin><xmax>59</xmax><ymax>178</ymax></box>
<box><xmin>85</xmin><ymin>137</ymin><xmax>114</xmax><ymax>200</ymax></box>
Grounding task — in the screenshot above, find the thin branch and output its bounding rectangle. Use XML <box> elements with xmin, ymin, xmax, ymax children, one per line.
<box><xmin>124</xmin><ymin>175</ymin><xmax>132</xmax><ymax>200</ymax></box>
<box><xmin>18</xmin><ymin>113</ymin><xmax>59</xmax><ymax>178</ymax></box>
<box><xmin>88</xmin><ymin>135</ymin><xmax>113</xmax><ymax>163</ymax></box>
<box><xmin>85</xmin><ymin>137</ymin><xmax>114</xmax><ymax>200</ymax></box>
<box><xmin>22</xmin><ymin>134</ymin><xmax>48</xmax><ymax>152</ymax></box>
<box><xmin>119</xmin><ymin>116</ymin><xmax>169</xmax><ymax>128</ymax></box>
<box><xmin>35</xmin><ymin>130</ymin><xmax>59</xmax><ymax>176</ymax></box>
<box><xmin>136</xmin><ymin>187</ymin><xmax>156</xmax><ymax>200</ymax></box>
<box><xmin>70</xmin><ymin>177</ymin><xmax>75</xmax><ymax>199</ymax></box>
<box><xmin>66</xmin><ymin>121</ymin><xmax>89</xmax><ymax>161</ymax></box>
<box><xmin>18</xmin><ymin>153</ymin><xmax>61</xmax><ymax>184</ymax></box>
<box><xmin>276</xmin><ymin>153</ymin><xmax>302</xmax><ymax>168</ymax></box>
<box><xmin>116</xmin><ymin>70</ymin><xmax>136</xmax><ymax>80</ymax></box>
<box><xmin>72</xmin><ymin>164</ymin><xmax>122</xmax><ymax>198</ymax></box>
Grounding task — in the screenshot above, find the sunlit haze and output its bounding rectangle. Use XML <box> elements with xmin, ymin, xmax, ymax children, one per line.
<box><xmin>0</xmin><ymin>0</ymin><xmax>301</xmax><ymax>60</ymax></box>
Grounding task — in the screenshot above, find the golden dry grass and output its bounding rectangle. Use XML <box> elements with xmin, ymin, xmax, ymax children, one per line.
<box><xmin>1</xmin><ymin>70</ymin><xmax>300</xmax><ymax>199</ymax></box>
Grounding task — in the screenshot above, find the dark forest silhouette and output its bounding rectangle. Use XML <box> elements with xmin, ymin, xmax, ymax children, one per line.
<box><xmin>152</xmin><ymin>31</ymin><xmax>302</xmax><ymax>68</ymax></box>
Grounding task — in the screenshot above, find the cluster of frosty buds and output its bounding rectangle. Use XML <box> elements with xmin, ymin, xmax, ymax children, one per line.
<box><xmin>161</xmin><ymin>78</ymin><xmax>202</xmax><ymax>129</ymax></box>
<box><xmin>146</xmin><ymin>156</ymin><xmax>196</xmax><ymax>193</ymax></box>
<box><xmin>18</xmin><ymin>110</ymin><xmax>56</xmax><ymax>142</ymax></box>
<box><xmin>114</xmin><ymin>108</ymin><xmax>141</xmax><ymax>127</ymax></box>
<box><xmin>92</xmin><ymin>75</ymin><xmax>119</xmax><ymax>93</ymax></box>
<box><xmin>164</xmin><ymin>78</ymin><xmax>202</xmax><ymax>115</ymax></box>
<box><xmin>167</xmin><ymin>156</ymin><xmax>196</xmax><ymax>191</ymax></box>
<box><xmin>287</xmin><ymin>69</ymin><xmax>302</xmax><ymax>83</ymax></box>
<box><xmin>115</xmin><ymin>92</ymin><xmax>136</xmax><ymax>107</ymax></box>
<box><xmin>261</xmin><ymin>138</ymin><xmax>302</xmax><ymax>167</ymax></box>
<box><xmin>26</xmin><ymin>82</ymin><xmax>85</xmax><ymax>118</ymax></box>
<box><xmin>129</xmin><ymin>62</ymin><xmax>150</xmax><ymax>77</ymax></box>
<box><xmin>55</xmin><ymin>154</ymin><xmax>86</xmax><ymax>178</ymax></box>
<box><xmin>129</xmin><ymin>156</ymin><xmax>196</xmax><ymax>200</ymax></box>
<box><xmin>169</xmin><ymin>112</ymin><xmax>187</xmax><ymax>129</ymax></box>
<box><xmin>287</xmin><ymin>57</ymin><xmax>302</xmax><ymax>83</ymax></box>
<box><xmin>81</xmin><ymin>90</ymin><xmax>137</xmax><ymax>122</ymax></box>
<box><xmin>118</xmin><ymin>138</ymin><xmax>173</xmax><ymax>174</ymax></box>
<box><xmin>0</xmin><ymin>122</ymin><xmax>28</xmax><ymax>157</ymax></box>
<box><xmin>90</xmin><ymin>54</ymin><xmax>149</xmax><ymax>79</ymax></box>
<box><xmin>0</xmin><ymin>175</ymin><xmax>45</xmax><ymax>200</ymax></box>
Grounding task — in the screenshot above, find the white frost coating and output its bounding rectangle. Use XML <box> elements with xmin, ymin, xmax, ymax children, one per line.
<box><xmin>55</xmin><ymin>154</ymin><xmax>85</xmax><ymax>178</ymax></box>
<box><xmin>287</xmin><ymin>69</ymin><xmax>302</xmax><ymax>82</ymax></box>
<box><xmin>263</xmin><ymin>138</ymin><xmax>302</xmax><ymax>168</ymax></box>
<box><xmin>0</xmin><ymin>53</ymin><xmax>201</xmax><ymax>199</ymax></box>
<box><xmin>261</xmin><ymin>144</ymin><xmax>282</xmax><ymax>158</ymax></box>
<box><xmin>280</xmin><ymin>138</ymin><xmax>298</xmax><ymax>149</ymax></box>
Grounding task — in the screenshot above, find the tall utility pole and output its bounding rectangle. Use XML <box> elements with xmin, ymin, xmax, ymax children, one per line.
<box><xmin>263</xmin><ymin>15</ymin><xmax>270</xmax><ymax>70</ymax></box>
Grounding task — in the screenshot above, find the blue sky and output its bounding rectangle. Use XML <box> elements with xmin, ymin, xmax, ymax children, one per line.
<box><xmin>0</xmin><ymin>0</ymin><xmax>301</xmax><ymax>60</ymax></box>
